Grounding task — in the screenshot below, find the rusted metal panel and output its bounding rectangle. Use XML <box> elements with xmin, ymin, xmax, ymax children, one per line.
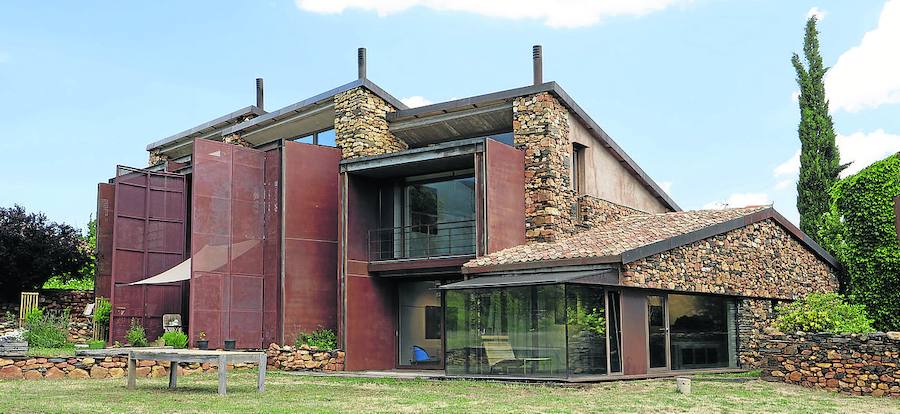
<box><xmin>484</xmin><ymin>139</ymin><xmax>526</xmax><ymax>253</ymax></box>
<box><xmin>344</xmin><ymin>275</ymin><xmax>396</xmax><ymax>371</ymax></box>
<box><xmin>282</xmin><ymin>141</ymin><xmax>341</xmax><ymax>344</ymax></box>
<box><xmin>109</xmin><ymin>166</ymin><xmax>186</xmax><ymax>343</ymax></box>
<box><xmin>620</xmin><ymin>289</ymin><xmax>648</xmax><ymax>375</ymax></box>
<box><xmin>263</xmin><ymin>148</ymin><xmax>281</xmax><ymax>346</ymax></box>
<box><xmin>95</xmin><ymin>183</ymin><xmax>115</xmax><ymax>299</ymax></box>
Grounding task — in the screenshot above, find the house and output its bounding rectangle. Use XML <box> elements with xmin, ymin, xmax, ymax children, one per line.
<box><xmin>94</xmin><ymin>46</ymin><xmax>838</xmax><ymax>380</ymax></box>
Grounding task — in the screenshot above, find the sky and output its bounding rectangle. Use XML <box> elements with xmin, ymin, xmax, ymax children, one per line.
<box><xmin>1</xmin><ymin>0</ymin><xmax>899</xmax><ymax>231</ymax></box>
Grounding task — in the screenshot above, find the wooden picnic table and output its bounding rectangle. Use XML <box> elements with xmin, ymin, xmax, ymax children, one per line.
<box><xmin>126</xmin><ymin>348</ymin><xmax>266</xmax><ymax>396</ymax></box>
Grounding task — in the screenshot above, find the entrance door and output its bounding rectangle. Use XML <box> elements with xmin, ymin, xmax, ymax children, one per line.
<box><xmin>647</xmin><ymin>295</ymin><xmax>669</xmax><ymax>370</ymax></box>
<box><xmin>397</xmin><ymin>280</ymin><xmax>443</xmax><ymax>368</ymax></box>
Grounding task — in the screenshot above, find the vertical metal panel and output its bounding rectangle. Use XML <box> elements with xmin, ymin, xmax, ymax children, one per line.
<box><xmin>282</xmin><ymin>141</ymin><xmax>341</xmax><ymax>344</ymax></box>
<box><xmin>109</xmin><ymin>166</ymin><xmax>185</xmax><ymax>343</ymax></box>
<box><xmin>484</xmin><ymin>139</ymin><xmax>526</xmax><ymax>253</ymax></box>
<box><xmin>95</xmin><ymin>183</ymin><xmax>115</xmax><ymax>299</ymax></box>
<box><xmin>263</xmin><ymin>148</ymin><xmax>281</xmax><ymax>346</ymax></box>
<box><xmin>620</xmin><ymin>289</ymin><xmax>648</xmax><ymax>375</ymax></box>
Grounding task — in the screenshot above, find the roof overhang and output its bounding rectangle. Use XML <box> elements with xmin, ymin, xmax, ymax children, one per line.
<box><xmin>146</xmin><ymin>106</ymin><xmax>265</xmax><ymax>156</ymax></box>
<box><xmin>340</xmin><ymin>136</ymin><xmax>485</xmax><ymax>179</ymax></box>
<box><xmin>389</xmin><ymin>103</ymin><xmax>512</xmax><ymax>148</ymax></box>
<box><xmin>443</xmin><ymin>266</ymin><xmax>618</xmax><ymax>289</ymax></box>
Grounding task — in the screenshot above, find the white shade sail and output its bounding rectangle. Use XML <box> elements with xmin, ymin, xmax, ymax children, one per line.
<box><xmin>128</xmin><ymin>258</ymin><xmax>191</xmax><ymax>285</ymax></box>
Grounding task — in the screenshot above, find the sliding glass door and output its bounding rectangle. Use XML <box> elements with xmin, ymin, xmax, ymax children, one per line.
<box><xmin>646</xmin><ymin>293</ymin><xmax>737</xmax><ymax>371</ymax></box>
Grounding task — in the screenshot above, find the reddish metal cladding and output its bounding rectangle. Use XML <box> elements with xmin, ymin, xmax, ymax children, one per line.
<box><xmin>620</xmin><ymin>290</ymin><xmax>649</xmax><ymax>375</ymax></box>
<box><xmin>282</xmin><ymin>141</ymin><xmax>341</xmax><ymax>344</ymax></box>
<box><xmin>484</xmin><ymin>139</ymin><xmax>526</xmax><ymax>253</ymax></box>
<box><xmin>340</xmin><ymin>174</ymin><xmax>396</xmax><ymax>371</ymax></box>
<box><xmin>262</xmin><ymin>148</ymin><xmax>281</xmax><ymax>346</ymax></box>
<box><xmin>95</xmin><ymin>183</ymin><xmax>115</xmax><ymax>299</ymax></box>
<box><xmin>189</xmin><ymin>139</ymin><xmax>266</xmax><ymax>349</ymax></box>
<box><xmin>109</xmin><ymin>167</ymin><xmax>186</xmax><ymax>343</ymax></box>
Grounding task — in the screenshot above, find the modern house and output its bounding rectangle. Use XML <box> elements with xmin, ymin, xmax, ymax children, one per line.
<box><xmin>94</xmin><ymin>46</ymin><xmax>839</xmax><ymax>381</ymax></box>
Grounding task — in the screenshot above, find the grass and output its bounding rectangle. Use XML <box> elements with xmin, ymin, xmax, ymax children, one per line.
<box><xmin>25</xmin><ymin>346</ymin><xmax>75</xmax><ymax>357</ymax></box>
<box><xmin>0</xmin><ymin>371</ymin><xmax>897</xmax><ymax>414</ymax></box>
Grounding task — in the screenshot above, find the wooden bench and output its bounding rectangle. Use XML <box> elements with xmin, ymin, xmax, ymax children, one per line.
<box><xmin>127</xmin><ymin>349</ymin><xmax>266</xmax><ymax>396</ymax></box>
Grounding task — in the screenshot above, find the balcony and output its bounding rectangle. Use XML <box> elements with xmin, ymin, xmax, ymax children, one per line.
<box><xmin>368</xmin><ymin>220</ymin><xmax>477</xmax><ymax>262</ymax></box>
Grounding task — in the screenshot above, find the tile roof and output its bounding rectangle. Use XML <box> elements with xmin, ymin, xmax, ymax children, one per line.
<box><xmin>464</xmin><ymin>206</ymin><xmax>773</xmax><ymax>271</ymax></box>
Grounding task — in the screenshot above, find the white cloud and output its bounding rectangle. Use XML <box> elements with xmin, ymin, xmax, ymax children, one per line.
<box><xmin>790</xmin><ymin>90</ymin><xmax>800</xmax><ymax>103</ymax></box>
<box><xmin>775</xmin><ymin>179</ymin><xmax>794</xmax><ymax>190</ymax></box>
<box><xmin>774</xmin><ymin>150</ymin><xmax>800</xmax><ymax>178</ymax></box>
<box><xmin>836</xmin><ymin>129</ymin><xmax>900</xmax><ymax>176</ymax></box>
<box><xmin>400</xmin><ymin>96</ymin><xmax>433</xmax><ymax>108</ymax></box>
<box><xmin>806</xmin><ymin>7</ymin><xmax>827</xmax><ymax>21</ymax></box>
<box><xmin>295</xmin><ymin>0</ymin><xmax>689</xmax><ymax>28</ymax></box>
<box><xmin>702</xmin><ymin>193</ymin><xmax>770</xmax><ymax>210</ymax></box>
<box><xmin>826</xmin><ymin>0</ymin><xmax>900</xmax><ymax>112</ymax></box>
<box><xmin>658</xmin><ymin>181</ymin><xmax>672</xmax><ymax>194</ymax></box>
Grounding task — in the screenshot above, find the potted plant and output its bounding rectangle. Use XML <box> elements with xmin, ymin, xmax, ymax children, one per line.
<box><xmin>196</xmin><ymin>331</ymin><xmax>208</xmax><ymax>350</ymax></box>
<box><xmin>223</xmin><ymin>338</ymin><xmax>236</xmax><ymax>351</ymax></box>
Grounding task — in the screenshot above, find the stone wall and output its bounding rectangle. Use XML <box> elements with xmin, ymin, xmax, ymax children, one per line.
<box><xmin>576</xmin><ymin>195</ymin><xmax>645</xmax><ymax>229</ymax></box>
<box><xmin>0</xmin><ymin>355</ymin><xmax>256</xmax><ymax>380</ymax></box>
<box><xmin>513</xmin><ymin>92</ymin><xmax>575</xmax><ymax>242</ymax></box>
<box><xmin>223</xmin><ymin>133</ymin><xmax>253</xmax><ymax>148</ymax></box>
<box><xmin>0</xmin><ymin>290</ymin><xmax>95</xmax><ymax>343</ymax></box>
<box><xmin>737</xmin><ymin>298</ymin><xmax>777</xmax><ymax>369</ymax></box>
<box><xmin>622</xmin><ymin>220</ymin><xmax>839</xmax><ymax>299</ymax></box>
<box><xmin>265</xmin><ymin>343</ymin><xmax>345</xmax><ymax>371</ymax></box>
<box><xmin>760</xmin><ymin>332</ymin><xmax>900</xmax><ymax>398</ymax></box>
<box><xmin>334</xmin><ymin>87</ymin><xmax>407</xmax><ymax>159</ymax></box>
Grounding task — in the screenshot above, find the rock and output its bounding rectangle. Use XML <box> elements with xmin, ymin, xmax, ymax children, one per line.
<box><xmin>108</xmin><ymin>368</ymin><xmax>125</xmax><ymax>378</ymax></box>
<box><xmin>68</xmin><ymin>368</ymin><xmax>89</xmax><ymax>379</ymax></box>
<box><xmin>150</xmin><ymin>366</ymin><xmax>167</xmax><ymax>378</ymax></box>
<box><xmin>44</xmin><ymin>367</ymin><xmax>65</xmax><ymax>379</ymax></box>
<box><xmin>23</xmin><ymin>370</ymin><xmax>42</xmax><ymax>380</ymax></box>
<box><xmin>90</xmin><ymin>366</ymin><xmax>109</xmax><ymax>379</ymax></box>
<box><xmin>0</xmin><ymin>359</ymin><xmax>13</xmax><ymax>367</ymax></box>
<box><xmin>135</xmin><ymin>367</ymin><xmax>151</xmax><ymax>377</ymax></box>
<box><xmin>886</xmin><ymin>332</ymin><xmax>900</xmax><ymax>341</ymax></box>
<box><xmin>137</xmin><ymin>360</ymin><xmax>155</xmax><ymax>367</ymax></box>
<box><xmin>81</xmin><ymin>358</ymin><xmax>95</xmax><ymax>365</ymax></box>
<box><xmin>788</xmin><ymin>371</ymin><xmax>802</xmax><ymax>382</ymax></box>
<box><xmin>0</xmin><ymin>365</ymin><xmax>22</xmax><ymax>379</ymax></box>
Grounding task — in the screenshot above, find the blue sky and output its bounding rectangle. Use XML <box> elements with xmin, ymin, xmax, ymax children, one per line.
<box><xmin>1</xmin><ymin>0</ymin><xmax>899</xmax><ymax>231</ymax></box>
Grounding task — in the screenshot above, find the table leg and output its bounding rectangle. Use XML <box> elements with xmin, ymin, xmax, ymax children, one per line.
<box><xmin>168</xmin><ymin>361</ymin><xmax>178</xmax><ymax>389</ymax></box>
<box><xmin>257</xmin><ymin>353</ymin><xmax>266</xmax><ymax>393</ymax></box>
<box><xmin>218</xmin><ymin>355</ymin><xmax>227</xmax><ymax>396</ymax></box>
<box><xmin>127</xmin><ymin>354</ymin><xmax>135</xmax><ymax>390</ymax></box>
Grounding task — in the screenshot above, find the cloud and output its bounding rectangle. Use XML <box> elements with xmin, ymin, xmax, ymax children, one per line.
<box><xmin>790</xmin><ymin>90</ymin><xmax>800</xmax><ymax>103</ymax></box>
<box><xmin>774</xmin><ymin>150</ymin><xmax>801</xmax><ymax>178</ymax></box>
<box><xmin>658</xmin><ymin>181</ymin><xmax>672</xmax><ymax>194</ymax></box>
<box><xmin>295</xmin><ymin>0</ymin><xmax>689</xmax><ymax>28</ymax></box>
<box><xmin>702</xmin><ymin>193</ymin><xmax>771</xmax><ymax>210</ymax></box>
<box><xmin>806</xmin><ymin>7</ymin><xmax>827</xmax><ymax>21</ymax></box>
<box><xmin>826</xmin><ymin>0</ymin><xmax>900</xmax><ymax>112</ymax></box>
<box><xmin>400</xmin><ymin>96</ymin><xmax>433</xmax><ymax>108</ymax></box>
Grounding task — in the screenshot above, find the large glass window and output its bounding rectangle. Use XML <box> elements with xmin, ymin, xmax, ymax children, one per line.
<box><xmin>398</xmin><ymin>281</ymin><xmax>442</xmax><ymax>367</ymax></box>
<box><xmin>404</xmin><ymin>176</ymin><xmax>476</xmax><ymax>258</ymax></box>
<box><xmin>668</xmin><ymin>294</ymin><xmax>737</xmax><ymax>370</ymax></box>
<box><xmin>289</xmin><ymin>128</ymin><xmax>336</xmax><ymax>147</ymax></box>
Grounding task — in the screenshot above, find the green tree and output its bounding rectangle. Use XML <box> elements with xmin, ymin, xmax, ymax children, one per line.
<box><xmin>792</xmin><ymin>16</ymin><xmax>845</xmax><ymax>243</ymax></box>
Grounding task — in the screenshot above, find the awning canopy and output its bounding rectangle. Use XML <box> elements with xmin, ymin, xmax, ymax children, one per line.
<box><xmin>440</xmin><ymin>269</ymin><xmax>616</xmax><ymax>290</ymax></box>
<box><xmin>129</xmin><ymin>258</ymin><xmax>191</xmax><ymax>285</ymax></box>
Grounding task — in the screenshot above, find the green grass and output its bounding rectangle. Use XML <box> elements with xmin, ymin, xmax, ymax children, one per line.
<box><xmin>0</xmin><ymin>371</ymin><xmax>897</xmax><ymax>413</ymax></box>
<box><xmin>26</xmin><ymin>346</ymin><xmax>75</xmax><ymax>357</ymax></box>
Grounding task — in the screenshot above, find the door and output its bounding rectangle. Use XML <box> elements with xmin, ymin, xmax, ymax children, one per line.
<box><xmin>647</xmin><ymin>295</ymin><xmax>669</xmax><ymax>370</ymax></box>
<box><xmin>397</xmin><ymin>280</ymin><xmax>443</xmax><ymax>368</ymax></box>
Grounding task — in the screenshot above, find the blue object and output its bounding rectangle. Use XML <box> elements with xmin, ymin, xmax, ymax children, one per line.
<box><xmin>412</xmin><ymin>345</ymin><xmax>431</xmax><ymax>362</ymax></box>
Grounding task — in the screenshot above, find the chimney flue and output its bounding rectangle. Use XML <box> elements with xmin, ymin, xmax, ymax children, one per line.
<box><xmin>256</xmin><ymin>78</ymin><xmax>264</xmax><ymax>110</ymax></box>
<box><xmin>532</xmin><ymin>45</ymin><xmax>543</xmax><ymax>85</ymax></box>
<box><xmin>358</xmin><ymin>48</ymin><xmax>367</xmax><ymax>79</ymax></box>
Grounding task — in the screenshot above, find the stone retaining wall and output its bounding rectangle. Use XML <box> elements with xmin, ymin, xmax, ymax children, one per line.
<box><xmin>760</xmin><ymin>332</ymin><xmax>900</xmax><ymax>397</ymax></box>
<box><xmin>0</xmin><ymin>355</ymin><xmax>256</xmax><ymax>380</ymax></box>
<box><xmin>0</xmin><ymin>290</ymin><xmax>95</xmax><ymax>343</ymax></box>
<box><xmin>266</xmin><ymin>343</ymin><xmax>345</xmax><ymax>371</ymax></box>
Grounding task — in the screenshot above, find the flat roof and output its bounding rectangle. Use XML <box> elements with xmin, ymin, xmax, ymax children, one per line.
<box><xmin>145</xmin><ymin>106</ymin><xmax>265</xmax><ymax>151</ymax></box>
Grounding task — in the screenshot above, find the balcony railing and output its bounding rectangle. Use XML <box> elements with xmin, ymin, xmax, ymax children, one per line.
<box><xmin>368</xmin><ymin>220</ymin><xmax>477</xmax><ymax>261</ymax></box>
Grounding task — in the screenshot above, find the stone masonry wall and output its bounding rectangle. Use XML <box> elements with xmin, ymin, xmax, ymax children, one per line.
<box><xmin>265</xmin><ymin>343</ymin><xmax>345</xmax><ymax>371</ymax></box>
<box><xmin>513</xmin><ymin>92</ymin><xmax>575</xmax><ymax>242</ymax></box>
<box><xmin>622</xmin><ymin>220</ymin><xmax>839</xmax><ymax>299</ymax></box>
<box><xmin>760</xmin><ymin>332</ymin><xmax>900</xmax><ymax>398</ymax></box>
<box><xmin>0</xmin><ymin>355</ymin><xmax>257</xmax><ymax>380</ymax></box>
<box><xmin>0</xmin><ymin>290</ymin><xmax>95</xmax><ymax>343</ymax></box>
<box><xmin>334</xmin><ymin>87</ymin><xmax>407</xmax><ymax>159</ymax></box>
<box><xmin>737</xmin><ymin>298</ymin><xmax>777</xmax><ymax>369</ymax></box>
<box><xmin>576</xmin><ymin>195</ymin><xmax>645</xmax><ymax>229</ymax></box>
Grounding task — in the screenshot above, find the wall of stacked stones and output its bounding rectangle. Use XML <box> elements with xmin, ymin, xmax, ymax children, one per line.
<box><xmin>0</xmin><ymin>355</ymin><xmax>258</xmax><ymax>380</ymax></box>
<box><xmin>575</xmin><ymin>195</ymin><xmax>644</xmax><ymax>230</ymax></box>
<box><xmin>0</xmin><ymin>289</ymin><xmax>95</xmax><ymax>343</ymax></box>
<box><xmin>760</xmin><ymin>332</ymin><xmax>900</xmax><ymax>398</ymax></box>
<box><xmin>266</xmin><ymin>343</ymin><xmax>345</xmax><ymax>372</ymax></box>
<box><xmin>334</xmin><ymin>87</ymin><xmax>407</xmax><ymax>159</ymax></box>
<box><xmin>736</xmin><ymin>298</ymin><xmax>776</xmax><ymax>369</ymax></box>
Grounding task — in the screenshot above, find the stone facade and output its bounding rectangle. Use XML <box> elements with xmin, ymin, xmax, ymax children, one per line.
<box><xmin>334</xmin><ymin>87</ymin><xmax>407</xmax><ymax>160</ymax></box>
<box><xmin>0</xmin><ymin>355</ymin><xmax>257</xmax><ymax>380</ymax></box>
<box><xmin>737</xmin><ymin>298</ymin><xmax>777</xmax><ymax>369</ymax></box>
<box><xmin>760</xmin><ymin>332</ymin><xmax>900</xmax><ymax>398</ymax></box>
<box><xmin>622</xmin><ymin>220</ymin><xmax>839</xmax><ymax>299</ymax></box>
<box><xmin>265</xmin><ymin>343</ymin><xmax>345</xmax><ymax>371</ymax></box>
<box><xmin>513</xmin><ymin>92</ymin><xmax>575</xmax><ymax>242</ymax></box>
<box><xmin>0</xmin><ymin>290</ymin><xmax>95</xmax><ymax>343</ymax></box>
<box><xmin>223</xmin><ymin>132</ymin><xmax>252</xmax><ymax>148</ymax></box>
<box><xmin>148</xmin><ymin>150</ymin><xmax>169</xmax><ymax>166</ymax></box>
<box><xmin>576</xmin><ymin>195</ymin><xmax>645</xmax><ymax>229</ymax></box>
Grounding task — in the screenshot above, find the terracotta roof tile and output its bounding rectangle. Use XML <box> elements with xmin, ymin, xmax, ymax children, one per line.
<box><xmin>464</xmin><ymin>205</ymin><xmax>770</xmax><ymax>270</ymax></box>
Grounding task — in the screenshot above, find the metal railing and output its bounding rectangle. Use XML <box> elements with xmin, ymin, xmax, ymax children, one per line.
<box><xmin>368</xmin><ymin>220</ymin><xmax>477</xmax><ymax>261</ymax></box>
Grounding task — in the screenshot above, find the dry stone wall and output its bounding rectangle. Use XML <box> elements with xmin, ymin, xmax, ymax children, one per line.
<box><xmin>0</xmin><ymin>355</ymin><xmax>257</xmax><ymax>380</ymax></box>
<box><xmin>0</xmin><ymin>290</ymin><xmax>95</xmax><ymax>343</ymax></box>
<box><xmin>622</xmin><ymin>220</ymin><xmax>839</xmax><ymax>299</ymax></box>
<box><xmin>576</xmin><ymin>195</ymin><xmax>645</xmax><ymax>229</ymax></box>
<box><xmin>737</xmin><ymin>298</ymin><xmax>777</xmax><ymax>369</ymax></box>
<box><xmin>266</xmin><ymin>343</ymin><xmax>345</xmax><ymax>371</ymax></box>
<box><xmin>334</xmin><ymin>87</ymin><xmax>407</xmax><ymax>159</ymax></box>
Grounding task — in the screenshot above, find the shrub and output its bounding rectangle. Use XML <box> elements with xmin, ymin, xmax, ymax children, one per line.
<box><xmin>125</xmin><ymin>319</ymin><xmax>147</xmax><ymax>347</ymax></box>
<box><xmin>295</xmin><ymin>328</ymin><xmax>337</xmax><ymax>350</ymax></box>
<box><xmin>774</xmin><ymin>293</ymin><xmax>875</xmax><ymax>334</ymax></box>
<box><xmin>93</xmin><ymin>299</ymin><xmax>111</xmax><ymax>325</ymax></box>
<box><xmin>23</xmin><ymin>307</ymin><xmax>70</xmax><ymax>348</ymax></box>
<box><xmin>161</xmin><ymin>331</ymin><xmax>188</xmax><ymax>349</ymax></box>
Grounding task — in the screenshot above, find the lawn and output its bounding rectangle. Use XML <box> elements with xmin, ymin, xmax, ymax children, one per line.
<box><xmin>0</xmin><ymin>371</ymin><xmax>897</xmax><ymax>414</ymax></box>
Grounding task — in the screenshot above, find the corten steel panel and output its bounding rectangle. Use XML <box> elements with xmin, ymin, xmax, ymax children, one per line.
<box><xmin>263</xmin><ymin>148</ymin><xmax>281</xmax><ymax>345</ymax></box>
<box><xmin>484</xmin><ymin>139</ymin><xmax>526</xmax><ymax>254</ymax></box>
<box><xmin>282</xmin><ymin>141</ymin><xmax>341</xmax><ymax>343</ymax></box>
<box><xmin>189</xmin><ymin>139</ymin><xmax>267</xmax><ymax>349</ymax></box>
<box><xmin>344</xmin><ymin>275</ymin><xmax>396</xmax><ymax>371</ymax></box>
<box><xmin>620</xmin><ymin>290</ymin><xmax>649</xmax><ymax>375</ymax></box>
<box><xmin>109</xmin><ymin>166</ymin><xmax>186</xmax><ymax>343</ymax></box>
<box><xmin>95</xmin><ymin>183</ymin><xmax>115</xmax><ymax>299</ymax></box>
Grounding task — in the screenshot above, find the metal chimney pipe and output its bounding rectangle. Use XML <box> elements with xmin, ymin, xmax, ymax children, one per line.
<box><xmin>358</xmin><ymin>48</ymin><xmax>367</xmax><ymax>79</ymax></box>
<box><xmin>532</xmin><ymin>45</ymin><xmax>543</xmax><ymax>85</ymax></box>
<box><xmin>255</xmin><ymin>78</ymin><xmax>264</xmax><ymax>110</ymax></box>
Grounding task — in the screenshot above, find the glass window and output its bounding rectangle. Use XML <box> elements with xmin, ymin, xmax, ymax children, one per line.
<box><xmin>316</xmin><ymin>128</ymin><xmax>336</xmax><ymax>147</ymax></box>
<box><xmin>668</xmin><ymin>294</ymin><xmax>736</xmax><ymax>370</ymax></box>
<box><xmin>398</xmin><ymin>281</ymin><xmax>442</xmax><ymax>367</ymax></box>
<box><xmin>291</xmin><ymin>134</ymin><xmax>313</xmax><ymax>144</ymax></box>
<box><xmin>404</xmin><ymin>176</ymin><xmax>476</xmax><ymax>258</ymax></box>
<box><xmin>566</xmin><ymin>286</ymin><xmax>607</xmax><ymax>376</ymax></box>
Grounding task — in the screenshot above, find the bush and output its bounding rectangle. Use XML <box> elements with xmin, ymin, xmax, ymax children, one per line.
<box><xmin>93</xmin><ymin>299</ymin><xmax>111</xmax><ymax>325</ymax></box>
<box><xmin>295</xmin><ymin>328</ymin><xmax>336</xmax><ymax>350</ymax></box>
<box><xmin>161</xmin><ymin>331</ymin><xmax>188</xmax><ymax>349</ymax></box>
<box><xmin>23</xmin><ymin>308</ymin><xmax>70</xmax><ymax>348</ymax></box>
<box><xmin>774</xmin><ymin>293</ymin><xmax>875</xmax><ymax>334</ymax></box>
<box><xmin>125</xmin><ymin>319</ymin><xmax>147</xmax><ymax>347</ymax></box>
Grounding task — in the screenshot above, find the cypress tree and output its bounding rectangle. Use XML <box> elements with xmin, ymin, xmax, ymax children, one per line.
<box><xmin>792</xmin><ymin>16</ymin><xmax>844</xmax><ymax>242</ymax></box>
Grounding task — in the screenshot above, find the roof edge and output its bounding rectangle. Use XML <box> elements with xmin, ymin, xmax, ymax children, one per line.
<box><xmin>462</xmin><ymin>255</ymin><xmax>621</xmax><ymax>275</ymax></box>
<box><xmin>146</xmin><ymin>105</ymin><xmax>265</xmax><ymax>151</ymax></box>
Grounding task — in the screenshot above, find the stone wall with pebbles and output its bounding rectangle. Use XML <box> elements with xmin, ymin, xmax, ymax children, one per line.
<box><xmin>0</xmin><ymin>290</ymin><xmax>95</xmax><ymax>343</ymax></box>
<box><xmin>576</xmin><ymin>195</ymin><xmax>644</xmax><ymax>229</ymax></box>
<box><xmin>736</xmin><ymin>298</ymin><xmax>778</xmax><ymax>369</ymax></box>
<box><xmin>334</xmin><ymin>87</ymin><xmax>406</xmax><ymax>160</ymax></box>
<box><xmin>265</xmin><ymin>343</ymin><xmax>345</xmax><ymax>371</ymax></box>
<box><xmin>0</xmin><ymin>355</ymin><xmax>257</xmax><ymax>380</ymax></box>
<box><xmin>760</xmin><ymin>332</ymin><xmax>900</xmax><ymax>398</ymax></box>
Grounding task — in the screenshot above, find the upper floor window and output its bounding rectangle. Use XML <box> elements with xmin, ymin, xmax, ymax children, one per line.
<box><xmin>289</xmin><ymin>128</ymin><xmax>336</xmax><ymax>147</ymax></box>
<box><xmin>572</xmin><ymin>143</ymin><xmax>586</xmax><ymax>194</ymax></box>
